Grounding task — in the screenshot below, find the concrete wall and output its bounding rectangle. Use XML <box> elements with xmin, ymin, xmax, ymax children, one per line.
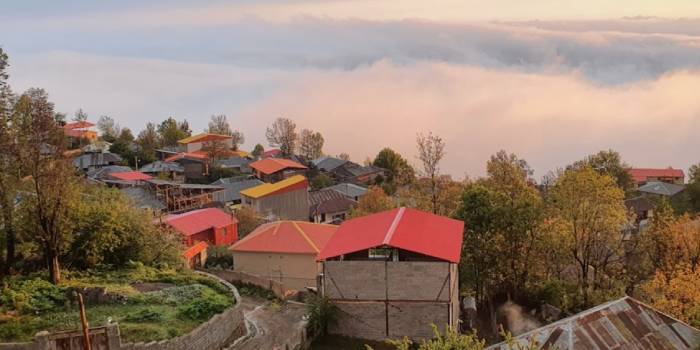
<box><xmin>322</xmin><ymin>260</ymin><xmax>458</xmax><ymax>341</ymax></box>
<box><xmin>207</xmin><ymin>269</ymin><xmax>294</xmax><ymax>300</ymax></box>
<box><xmin>232</xmin><ymin>251</ymin><xmax>318</xmax><ymax>290</ymax></box>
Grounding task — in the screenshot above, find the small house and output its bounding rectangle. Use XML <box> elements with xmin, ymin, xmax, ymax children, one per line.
<box><xmin>326</xmin><ymin>161</ymin><xmax>388</xmax><ymax>185</ymax></box>
<box><xmin>249</xmin><ymin>158</ymin><xmax>308</xmax><ymax>183</ymax></box>
<box><xmin>177</xmin><ymin>133</ymin><xmax>233</xmax><ymax>153</ymax></box>
<box><xmin>309</xmin><ymin>188</ymin><xmax>357</xmax><ymax>224</ymax></box>
<box><xmin>229</xmin><ymin>221</ymin><xmax>338</xmax><ymax>290</ymax></box>
<box><xmin>317</xmin><ymin>207</ymin><xmax>464</xmax><ymax>341</ymax></box>
<box><xmin>240</xmin><ymin>175</ymin><xmax>310</xmax><ymax>220</ymax></box>
<box><xmin>628</xmin><ymin>167</ymin><xmax>685</xmax><ymax>186</ymax></box>
<box><xmin>73</xmin><ymin>152</ymin><xmax>123</xmax><ymax>172</ymax></box>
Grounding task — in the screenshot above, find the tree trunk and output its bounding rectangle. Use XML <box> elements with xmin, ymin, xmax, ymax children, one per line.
<box><xmin>48</xmin><ymin>249</ymin><xmax>61</xmax><ymax>284</ymax></box>
<box><xmin>1</xmin><ymin>196</ymin><xmax>15</xmax><ymax>276</ymax></box>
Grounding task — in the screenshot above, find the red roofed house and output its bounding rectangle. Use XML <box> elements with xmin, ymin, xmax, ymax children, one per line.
<box><xmin>163</xmin><ymin>208</ymin><xmax>238</xmax><ymax>268</ymax></box>
<box><xmin>249</xmin><ymin>158</ymin><xmax>307</xmax><ymax>183</ymax></box>
<box><xmin>628</xmin><ymin>167</ymin><xmax>684</xmax><ymax>186</ymax></box>
<box><xmin>261</xmin><ymin>149</ymin><xmax>281</xmax><ymax>159</ymax></box>
<box><xmin>229</xmin><ymin>221</ymin><xmax>338</xmax><ymax>290</ymax></box>
<box><xmin>63</xmin><ymin>121</ymin><xmax>98</xmax><ymax>143</ymax></box>
<box><xmin>317</xmin><ymin>207</ymin><xmax>464</xmax><ymax>341</ymax></box>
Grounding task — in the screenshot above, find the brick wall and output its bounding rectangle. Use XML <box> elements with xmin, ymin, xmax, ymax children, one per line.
<box><xmin>206</xmin><ymin>269</ymin><xmax>293</xmax><ymax>300</ymax></box>
<box><xmin>331</xmin><ymin>302</ymin><xmax>387</xmax><ymax>341</ymax></box>
<box><xmin>387</xmin><ymin>262</ymin><xmax>450</xmax><ymax>301</ymax></box>
<box><xmin>387</xmin><ymin>302</ymin><xmax>449</xmax><ymax>339</ymax></box>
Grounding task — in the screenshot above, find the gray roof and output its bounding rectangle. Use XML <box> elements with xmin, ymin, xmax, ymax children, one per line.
<box><xmin>215</xmin><ymin>157</ymin><xmax>251</xmax><ymax>170</ymax></box>
<box><xmin>139</xmin><ymin>161</ymin><xmax>184</xmax><ymax>173</ymax></box>
<box><xmin>309</xmin><ymin>188</ymin><xmax>357</xmax><ymax>216</ymax></box>
<box><xmin>73</xmin><ymin>152</ymin><xmax>123</xmax><ymax>169</ymax></box>
<box><xmin>211</xmin><ymin>178</ymin><xmax>264</xmax><ymax>203</ymax></box>
<box><xmin>327</xmin><ymin>183</ymin><xmax>368</xmax><ymax>199</ymax></box>
<box><xmin>86</xmin><ymin>165</ymin><xmax>133</xmax><ymax>180</ymax></box>
<box><xmin>487</xmin><ymin>296</ymin><xmax>700</xmax><ymax>350</ymax></box>
<box><xmin>638</xmin><ymin>181</ymin><xmax>685</xmax><ymax>197</ymax></box>
<box><xmin>313</xmin><ymin>156</ymin><xmax>348</xmax><ymax>172</ymax></box>
<box><xmin>120</xmin><ymin>187</ymin><xmax>165</xmax><ymax>211</ymax></box>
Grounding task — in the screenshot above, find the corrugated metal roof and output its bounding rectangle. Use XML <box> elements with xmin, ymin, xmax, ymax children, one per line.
<box><xmin>240</xmin><ymin>175</ymin><xmax>308</xmax><ymax>199</ymax></box>
<box><xmin>212</xmin><ymin>178</ymin><xmax>264</xmax><ymax>203</ymax></box>
<box><xmin>230</xmin><ymin>221</ymin><xmax>337</xmax><ymax>255</ymax></box>
<box><xmin>487</xmin><ymin>296</ymin><xmax>700</xmax><ymax>350</ymax></box>
<box><xmin>177</xmin><ymin>133</ymin><xmax>232</xmax><ymax>144</ymax></box>
<box><xmin>638</xmin><ymin>181</ymin><xmax>685</xmax><ymax>197</ymax></box>
<box><xmin>164</xmin><ymin>208</ymin><xmax>236</xmax><ymax>237</ymax></box>
<box><xmin>313</xmin><ymin>156</ymin><xmax>348</xmax><ymax>172</ymax></box>
<box><xmin>109</xmin><ymin>171</ymin><xmax>153</xmax><ymax>181</ymax></box>
<box><xmin>139</xmin><ymin>161</ymin><xmax>184</xmax><ymax>173</ymax></box>
<box><xmin>249</xmin><ymin>158</ymin><xmax>307</xmax><ymax>175</ymax></box>
<box><xmin>328</xmin><ymin>183</ymin><xmax>368</xmax><ymax>199</ymax></box>
<box><xmin>309</xmin><ymin>189</ymin><xmax>357</xmax><ymax>216</ymax></box>
<box><xmin>317</xmin><ymin>207</ymin><xmax>464</xmax><ymax>263</ymax></box>
<box><xmin>629</xmin><ymin>168</ymin><xmax>685</xmax><ymax>183</ymax></box>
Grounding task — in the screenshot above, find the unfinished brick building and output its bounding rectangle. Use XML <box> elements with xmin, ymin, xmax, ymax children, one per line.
<box><xmin>317</xmin><ymin>207</ymin><xmax>464</xmax><ymax>341</ymax></box>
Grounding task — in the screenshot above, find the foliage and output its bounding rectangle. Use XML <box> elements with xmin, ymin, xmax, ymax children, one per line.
<box><xmin>136</xmin><ymin>122</ymin><xmax>159</xmax><ymax>164</ymax></box>
<box><xmin>177</xmin><ymin>293</ymin><xmax>230</xmax><ymax>320</ymax></box>
<box><xmin>299</xmin><ymin>128</ymin><xmax>325</xmax><ymax>159</ymax></box>
<box><xmin>1</xmin><ymin>277</ymin><xmax>68</xmax><ymax>314</ymax></box>
<box><xmin>337</xmin><ymin>153</ymin><xmax>350</xmax><ymax>161</ymax></box>
<box><xmin>570</xmin><ymin>149</ymin><xmax>634</xmax><ymax>194</ymax></box>
<box><xmin>306</xmin><ymin>294</ymin><xmax>338</xmax><ymax>337</ymax></box>
<box><xmin>204</xmin><ymin>245</ymin><xmax>233</xmax><ymax>269</ymax></box>
<box><xmin>349</xmin><ymin>186</ymin><xmax>395</xmax><ymax>218</ymax></box>
<box><xmin>97</xmin><ymin>115</ymin><xmax>121</xmax><ymax>142</ymax></box>
<box><xmin>207</xmin><ymin>114</ymin><xmax>233</xmax><ymax>135</ymax></box>
<box><xmin>640</xmin><ymin>265</ymin><xmax>700</xmax><ymax>328</ymax></box>
<box><xmin>399</xmin><ymin>175</ymin><xmax>463</xmax><ymax>217</ymax></box>
<box><xmin>124</xmin><ymin>308</ymin><xmax>164</xmax><ymax>322</ymax></box>
<box><xmin>157</xmin><ymin>117</ymin><xmax>190</xmax><ymax>147</ymax></box>
<box><xmin>311</xmin><ymin>173</ymin><xmax>335</xmax><ymax>190</ymax></box>
<box><xmin>234</xmin><ymin>282</ymin><xmax>278</xmax><ymax>301</ymax></box>
<box><xmin>109</xmin><ymin>128</ymin><xmax>136</xmax><ymax>165</ymax></box>
<box><xmin>251</xmin><ymin>143</ymin><xmax>264</xmax><ymax>157</ymax></box>
<box><xmin>545</xmin><ymin>166</ymin><xmax>629</xmax><ymax>306</ymax></box>
<box><xmin>373</xmin><ymin>147</ymin><xmax>415</xmax><ymax>187</ymax></box>
<box><xmin>72</xmin><ymin>108</ymin><xmax>88</xmax><ymax>122</ymax></box>
<box><xmin>235</xmin><ymin>206</ymin><xmax>264</xmax><ymax>238</ymax></box>
<box><xmin>266</xmin><ymin>117</ymin><xmax>297</xmax><ymax>157</ymax></box>
<box><xmin>372</xmin><ymin>325</ymin><xmax>540</xmax><ymax>350</ymax></box>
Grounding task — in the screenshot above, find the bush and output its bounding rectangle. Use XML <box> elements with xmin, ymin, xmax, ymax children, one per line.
<box><xmin>141</xmin><ymin>284</ymin><xmax>209</xmax><ymax>305</ymax></box>
<box><xmin>124</xmin><ymin>308</ymin><xmax>164</xmax><ymax>322</ymax></box>
<box><xmin>1</xmin><ymin>278</ymin><xmax>68</xmax><ymax>315</ymax></box>
<box><xmin>305</xmin><ymin>295</ymin><xmax>338</xmax><ymax>336</ymax></box>
<box><xmin>204</xmin><ymin>246</ymin><xmax>233</xmax><ymax>269</ymax></box>
<box><xmin>177</xmin><ymin>297</ymin><xmax>230</xmax><ymax>321</ymax></box>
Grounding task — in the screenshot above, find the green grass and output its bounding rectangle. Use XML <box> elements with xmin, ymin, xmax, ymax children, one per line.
<box><xmin>0</xmin><ymin>266</ymin><xmax>234</xmax><ymax>343</ymax></box>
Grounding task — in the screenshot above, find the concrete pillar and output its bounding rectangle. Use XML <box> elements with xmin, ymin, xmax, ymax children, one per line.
<box><xmin>106</xmin><ymin>323</ymin><xmax>121</xmax><ymax>350</ymax></box>
<box><xmin>33</xmin><ymin>331</ymin><xmax>50</xmax><ymax>350</ymax></box>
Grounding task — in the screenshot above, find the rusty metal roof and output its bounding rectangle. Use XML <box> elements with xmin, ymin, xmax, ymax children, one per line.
<box><xmin>487</xmin><ymin>297</ymin><xmax>700</xmax><ymax>350</ymax></box>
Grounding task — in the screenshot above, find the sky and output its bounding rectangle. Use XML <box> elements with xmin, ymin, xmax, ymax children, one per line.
<box><xmin>2</xmin><ymin>1</ymin><xmax>700</xmax><ymax>179</ymax></box>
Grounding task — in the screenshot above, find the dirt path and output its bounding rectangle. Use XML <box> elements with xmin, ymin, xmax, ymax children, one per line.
<box><xmin>228</xmin><ymin>296</ymin><xmax>307</xmax><ymax>350</ymax></box>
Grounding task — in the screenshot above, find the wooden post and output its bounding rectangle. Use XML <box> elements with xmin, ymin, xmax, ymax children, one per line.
<box><xmin>77</xmin><ymin>293</ymin><xmax>92</xmax><ymax>350</ymax></box>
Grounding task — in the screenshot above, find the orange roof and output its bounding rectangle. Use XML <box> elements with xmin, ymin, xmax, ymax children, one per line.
<box><xmin>239</xmin><ymin>175</ymin><xmax>308</xmax><ymax>199</ymax></box>
<box><xmin>230</xmin><ymin>221</ymin><xmax>337</xmax><ymax>255</ymax></box>
<box><xmin>164</xmin><ymin>151</ymin><xmax>209</xmax><ymax>162</ymax></box>
<box><xmin>628</xmin><ymin>168</ymin><xmax>684</xmax><ymax>183</ymax></box>
<box><xmin>165</xmin><ymin>208</ymin><xmax>236</xmax><ymax>236</ymax></box>
<box><xmin>249</xmin><ymin>158</ymin><xmax>307</xmax><ymax>175</ymax></box>
<box><xmin>183</xmin><ymin>241</ymin><xmax>209</xmax><ymax>259</ymax></box>
<box><xmin>178</xmin><ymin>133</ymin><xmax>232</xmax><ymax>144</ymax></box>
<box><xmin>63</xmin><ymin>121</ymin><xmax>95</xmax><ymax>130</ymax></box>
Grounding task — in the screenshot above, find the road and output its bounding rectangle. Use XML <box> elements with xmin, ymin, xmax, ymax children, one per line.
<box><xmin>227</xmin><ymin>296</ymin><xmax>308</xmax><ymax>350</ymax></box>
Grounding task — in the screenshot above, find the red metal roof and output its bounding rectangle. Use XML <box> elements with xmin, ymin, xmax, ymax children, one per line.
<box><xmin>182</xmin><ymin>241</ymin><xmax>208</xmax><ymax>259</ymax></box>
<box><xmin>63</xmin><ymin>121</ymin><xmax>95</xmax><ymax>129</ymax></box>
<box><xmin>628</xmin><ymin>168</ymin><xmax>684</xmax><ymax>183</ymax></box>
<box><xmin>109</xmin><ymin>171</ymin><xmax>153</xmax><ymax>181</ymax></box>
<box><xmin>164</xmin><ymin>151</ymin><xmax>209</xmax><ymax>162</ymax></box>
<box><xmin>230</xmin><ymin>221</ymin><xmax>337</xmax><ymax>255</ymax></box>
<box><xmin>317</xmin><ymin>207</ymin><xmax>464</xmax><ymax>263</ymax></box>
<box><xmin>164</xmin><ymin>208</ymin><xmax>236</xmax><ymax>237</ymax></box>
<box><xmin>262</xmin><ymin>149</ymin><xmax>281</xmax><ymax>158</ymax></box>
<box><xmin>249</xmin><ymin>158</ymin><xmax>307</xmax><ymax>175</ymax></box>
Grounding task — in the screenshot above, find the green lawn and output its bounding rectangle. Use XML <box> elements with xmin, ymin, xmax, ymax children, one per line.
<box><xmin>0</xmin><ymin>265</ymin><xmax>234</xmax><ymax>343</ymax></box>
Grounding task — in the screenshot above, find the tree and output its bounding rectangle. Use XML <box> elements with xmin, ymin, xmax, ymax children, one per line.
<box><xmin>571</xmin><ymin>150</ymin><xmax>633</xmax><ymax>194</ymax></box>
<box><xmin>416</xmin><ymin>132</ymin><xmax>446</xmax><ymax>214</ymax></box>
<box><xmin>251</xmin><ymin>143</ymin><xmax>264</xmax><ymax>158</ymax></box>
<box><xmin>373</xmin><ymin>148</ymin><xmax>415</xmax><ymax>186</ymax></box>
<box><xmin>376</xmin><ymin>325</ymin><xmax>540</xmax><ymax>350</ymax></box>
<box><xmin>640</xmin><ymin>265</ymin><xmax>700</xmax><ymax>328</ymax></box>
<box><xmin>157</xmin><ymin>117</ymin><xmax>190</xmax><ymax>147</ymax></box>
<box><xmin>109</xmin><ymin>128</ymin><xmax>136</xmax><ymax>166</ymax></box>
<box><xmin>689</xmin><ymin>163</ymin><xmax>700</xmax><ymax>183</ymax></box>
<box><xmin>0</xmin><ymin>47</ymin><xmax>18</xmax><ymax>275</ymax></box>
<box><xmin>208</xmin><ymin>114</ymin><xmax>232</xmax><ymax>135</ymax></box>
<box><xmin>136</xmin><ymin>122</ymin><xmax>159</xmax><ymax>165</ymax></box>
<box><xmin>349</xmin><ymin>186</ymin><xmax>395</xmax><ymax>218</ymax></box>
<box><xmin>311</xmin><ymin>173</ymin><xmax>334</xmax><ymax>190</ymax></box>
<box><xmin>545</xmin><ymin>166</ymin><xmax>629</xmax><ymax>305</ymax></box>
<box><xmin>96</xmin><ymin>115</ymin><xmax>120</xmax><ymax>142</ymax></box>
<box><xmin>72</xmin><ymin>108</ymin><xmax>88</xmax><ymax>122</ymax></box>
<box><xmin>230</xmin><ymin>130</ymin><xmax>245</xmax><ymax>151</ymax></box>
<box><xmin>235</xmin><ymin>206</ymin><xmax>263</xmax><ymax>239</ymax></box>
<box><xmin>14</xmin><ymin>88</ymin><xmax>76</xmax><ymax>284</ymax></box>
<box><xmin>265</xmin><ymin>117</ymin><xmax>297</xmax><ymax>157</ymax></box>
<box><xmin>337</xmin><ymin>153</ymin><xmax>350</xmax><ymax>161</ymax></box>
<box><xmin>298</xmin><ymin>129</ymin><xmax>324</xmax><ymax>159</ymax></box>
<box><xmin>398</xmin><ymin>175</ymin><xmax>463</xmax><ymax>217</ymax></box>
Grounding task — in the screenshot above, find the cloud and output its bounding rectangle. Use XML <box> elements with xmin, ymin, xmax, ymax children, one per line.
<box><xmin>236</xmin><ymin>61</ymin><xmax>700</xmax><ymax>178</ymax></box>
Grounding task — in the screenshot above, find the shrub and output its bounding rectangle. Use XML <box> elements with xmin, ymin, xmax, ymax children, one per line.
<box><xmin>204</xmin><ymin>246</ymin><xmax>233</xmax><ymax>269</ymax></box>
<box><xmin>142</xmin><ymin>284</ymin><xmax>209</xmax><ymax>305</ymax></box>
<box><xmin>177</xmin><ymin>297</ymin><xmax>230</xmax><ymax>321</ymax></box>
<box><xmin>124</xmin><ymin>308</ymin><xmax>164</xmax><ymax>322</ymax></box>
<box><xmin>305</xmin><ymin>294</ymin><xmax>338</xmax><ymax>337</ymax></box>
<box><xmin>0</xmin><ymin>278</ymin><xmax>67</xmax><ymax>314</ymax></box>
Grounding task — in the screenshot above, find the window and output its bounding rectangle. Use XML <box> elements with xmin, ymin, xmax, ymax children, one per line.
<box><xmin>368</xmin><ymin>248</ymin><xmax>391</xmax><ymax>260</ymax></box>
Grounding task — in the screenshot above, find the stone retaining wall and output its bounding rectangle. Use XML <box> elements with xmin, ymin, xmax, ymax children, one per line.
<box><xmin>206</xmin><ymin>269</ymin><xmax>294</xmax><ymax>300</ymax></box>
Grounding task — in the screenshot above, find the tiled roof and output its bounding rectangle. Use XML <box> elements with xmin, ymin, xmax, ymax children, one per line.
<box><xmin>230</xmin><ymin>221</ymin><xmax>337</xmax><ymax>255</ymax></box>
<box><xmin>164</xmin><ymin>208</ymin><xmax>236</xmax><ymax>236</ymax></box>
<box><xmin>638</xmin><ymin>181</ymin><xmax>685</xmax><ymax>197</ymax></box>
<box><xmin>487</xmin><ymin>297</ymin><xmax>700</xmax><ymax>350</ymax></box>
<box><xmin>240</xmin><ymin>175</ymin><xmax>308</xmax><ymax>199</ymax></box>
<box><xmin>249</xmin><ymin>158</ymin><xmax>307</xmax><ymax>175</ymax></box>
<box><xmin>317</xmin><ymin>207</ymin><xmax>464</xmax><ymax>263</ymax></box>
<box><xmin>309</xmin><ymin>189</ymin><xmax>357</xmax><ymax>216</ymax></box>
<box><xmin>628</xmin><ymin>168</ymin><xmax>684</xmax><ymax>183</ymax></box>
<box><xmin>177</xmin><ymin>133</ymin><xmax>232</xmax><ymax>144</ymax></box>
